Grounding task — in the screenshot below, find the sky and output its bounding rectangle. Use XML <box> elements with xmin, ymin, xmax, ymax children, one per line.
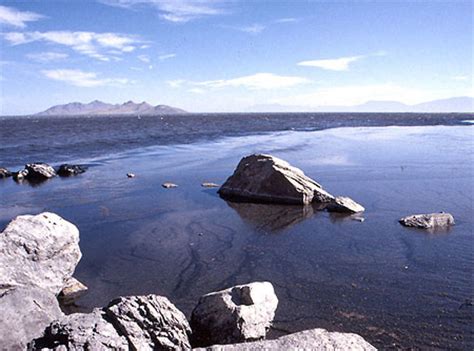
<box><xmin>0</xmin><ymin>0</ymin><xmax>472</xmax><ymax>115</ymax></box>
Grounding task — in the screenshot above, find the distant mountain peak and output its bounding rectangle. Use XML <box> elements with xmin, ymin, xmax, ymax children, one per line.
<box><xmin>36</xmin><ymin>101</ymin><xmax>187</xmax><ymax>116</ymax></box>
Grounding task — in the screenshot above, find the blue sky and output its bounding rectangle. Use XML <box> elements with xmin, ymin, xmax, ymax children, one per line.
<box><xmin>0</xmin><ymin>0</ymin><xmax>472</xmax><ymax>114</ymax></box>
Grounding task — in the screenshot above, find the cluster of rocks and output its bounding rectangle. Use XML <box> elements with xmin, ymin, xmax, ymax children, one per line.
<box><xmin>1</xmin><ymin>212</ymin><xmax>376</xmax><ymax>350</ymax></box>
<box><xmin>0</xmin><ymin>163</ymin><xmax>87</xmax><ymax>183</ymax></box>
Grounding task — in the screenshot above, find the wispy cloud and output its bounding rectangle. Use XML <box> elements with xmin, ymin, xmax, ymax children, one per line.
<box><xmin>42</xmin><ymin>69</ymin><xmax>130</xmax><ymax>87</ymax></box>
<box><xmin>452</xmin><ymin>75</ymin><xmax>470</xmax><ymax>81</ymax></box>
<box><xmin>298</xmin><ymin>52</ymin><xmax>386</xmax><ymax>71</ymax></box>
<box><xmin>222</xmin><ymin>23</ymin><xmax>266</xmax><ymax>34</ymax></box>
<box><xmin>158</xmin><ymin>53</ymin><xmax>176</xmax><ymax>60</ymax></box>
<box><xmin>26</xmin><ymin>52</ymin><xmax>69</xmax><ymax>62</ymax></box>
<box><xmin>274</xmin><ymin>17</ymin><xmax>299</xmax><ymax>23</ymax></box>
<box><xmin>0</xmin><ymin>5</ymin><xmax>44</xmax><ymax>28</ymax></box>
<box><xmin>188</xmin><ymin>87</ymin><xmax>205</xmax><ymax>94</ymax></box>
<box><xmin>168</xmin><ymin>73</ymin><xmax>310</xmax><ymax>91</ymax></box>
<box><xmin>3</xmin><ymin>31</ymin><xmax>143</xmax><ymax>61</ymax></box>
<box><xmin>137</xmin><ymin>54</ymin><xmax>151</xmax><ymax>63</ymax></box>
<box><xmin>101</xmin><ymin>0</ymin><xmax>227</xmax><ymax>23</ymax></box>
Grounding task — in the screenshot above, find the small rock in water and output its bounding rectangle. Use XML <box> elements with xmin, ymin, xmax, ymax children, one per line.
<box><xmin>25</xmin><ymin>163</ymin><xmax>57</xmax><ymax>179</ymax></box>
<box><xmin>127</xmin><ymin>173</ymin><xmax>136</xmax><ymax>178</ymax></box>
<box><xmin>399</xmin><ymin>212</ymin><xmax>455</xmax><ymax>229</ymax></box>
<box><xmin>0</xmin><ymin>167</ymin><xmax>12</xmax><ymax>178</ymax></box>
<box><xmin>57</xmin><ymin>164</ymin><xmax>87</xmax><ymax>176</ymax></box>
<box><xmin>162</xmin><ymin>182</ymin><xmax>178</xmax><ymax>188</ymax></box>
<box><xmin>327</xmin><ymin>196</ymin><xmax>365</xmax><ymax>214</ymax></box>
<box><xmin>352</xmin><ymin>216</ymin><xmax>365</xmax><ymax>222</ymax></box>
<box><xmin>201</xmin><ymin>182</ymin><xmax>220</xmax><ymax>188</ymax></box>
<box><xmin>13</xmin><ymin>169</ymin><xmax>29</xmax><ymax>181</ymax></box>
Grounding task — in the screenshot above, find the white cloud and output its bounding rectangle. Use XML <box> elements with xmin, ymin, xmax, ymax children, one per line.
<box><xmin>274</xmin><ymin>17</ymin><xmax>299</xmax><ymax>23</ymax></box>
<box><xmin>4</xmin><ymin>31</ymin><xmax>143</xmax><ymax>61</ymax></box>
<box><xmin>42</xmin><ymin>69</ymin><xmax>129</xmax><ymax>87</ymax></box>
<box><xmin>272</xmin><ymin>83</ymin><xmax>442</xmax><ymax>107</ymax></box>
<box><xmin>188</xmin><ymin>88</ymin><xmax>205</xmax><ymax>94</ymax></box>
<box><xmin>138</xmin><ymin>54</ymin><xmax>151</xmax><ymax>63</ymax></box>
<box><xmin>452</xmin><ymin>75</ymin><xmax>470</xmax><ymax>81</ymax></box>
<box><xmin>101</xmin><ymin>0</ymin><xmax>226</xmax><ymax>23</ymax></box>
<box><xmin>194</xmin><ymin>73</ymin><xmax>311</xmax><ymax>90</ymax></box>
<box><xmin>298</xmin><ymin>55</ymin><xmax>364</xmax><ymax>71</ymax></box>
<box><xmin>158</xmin><ymin>53</ymin><xmax>176</xmax><ymax>60</ymax></box>
<box><xmin>223</xmin><ymin>23</ymin><xmax>266</xmax><ymax>34</ymax></box>
<box><xmin>27</xmin><ymin>52</ymin><xmax>69</xmax><ymax>62</ymax></box>
<box><xmin>0</xmin><ymin>5</ymin><xmax>44</xmax><ymax>28</ymax></box>
<box><xmin>166</xmin><ymin>79</ymin><xmax>186</xmax><ymax>88</ymax></box>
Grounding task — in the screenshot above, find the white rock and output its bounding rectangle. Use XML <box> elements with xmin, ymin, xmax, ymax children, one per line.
<box><xmin>399</xmin><ymin>212</ymin><xmax>455</xmax><ymax>229</ymax></box>
<box><xmin>327</xmin><ymin>196</ymin><xmax>365</xmax><ymax>213</ymax></box>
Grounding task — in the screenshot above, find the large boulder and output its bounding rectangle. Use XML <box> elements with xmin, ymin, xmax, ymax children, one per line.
<box><xmin>105</xmin><ymin>295</ymin><xmax>192</xmax><ymax>350</ymax></box>
<box><xmin>30</xmin><ymin>309</ymin><xmax>129</xmax><ymax>350</ymax></box>
<box><xmin>25</xmin><ymin>163</ymin><xmax>57</xmax><ymax>179</ymax></box>
<box><xmin>191</xmin><ymin>282</ymin><xmax>278</xmax><ymax>346</ymax></box>
<box><xmin>327</xmin><ymin>196</ymin><xmax>365</xmax><ymax>214</ymax></box>
<box><xmin>218</xmin><ymin>154</ymin><xmax>334</xmax><ymax>205</ymax></box>
<box><xmin>194</xmin><ymin>328</ymin><xmax>376</xmax><ymax>350</ymax></box>
<box><xmin>399</xmin><ymin>212</ymin><xmax>455</xmax><ymax>229</ymax></box>
<box><xmin>0</xmin><ymin>212</ymin><xmax>82</xmax><ymax>295</ymax></box>
<box><xmin>1</xmin><ymin>286</ymin><xmax>63</xmax><ymax>350</ymax></box>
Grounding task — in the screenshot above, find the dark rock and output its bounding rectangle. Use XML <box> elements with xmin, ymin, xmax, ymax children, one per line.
<box><xmin>25</xmin><ymin>163</ymin><xmax>57</xmax><ymax>179</ymax></box>
<box><xmin>218</xmin><ymin>154</ymin><xmax>334</xmax><ymax>205</ymax></box>
<box><xmin>162</xmin><ymin>182</ymin><xmax>178</xmax><ymax>188</ymax></box>
<box><xmin>57</xmin><ymin>164</ymin><xmax>87</xmax><ymax>176</ymax></box>
<box><xmin>127</xmin><ymin>173</ymin><xmax>136</xmax><ymax>178</ymax></box>
<box><xmin>399</xmin><ymin>212</ymin><xmax>455</xmax><ymax>229</ymax></box>
<box><xmin>13</xmin><ymin>168</ymin><xmax>29</xmax><ymax>181</ymax></box>
<box><xmin>194</xmin><ymin>328</ymin><xmax>377</xmax><ymax>350</ymax></box>
<box><xmin>0</xmin><ymin>167</ymin><xmax>12</xmax><ymax>178</ymax></box>
<box><xmin>191</xmin><ymin>282</ymin><xmax>278</xmax><ymax>347</ymax></box>
<box><xmin>326</xmin><ymin>196</ymin><xmax>365</xmax><ymax>213</ymax></box>
<box><xmin>105</xmin><ymin>294</ymin><xmax>192</xmax><ymax>350</ymax></box>
<box><xmin>58</xmin><ymin>277</ymin><xmax>88</xmax><ymax>305</ymax></box>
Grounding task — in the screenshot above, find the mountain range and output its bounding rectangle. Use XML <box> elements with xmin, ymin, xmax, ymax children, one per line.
<box><xmin>36</xmin><ymin>100</ymin><xmax>187</xmax><ymax>116</ymax></box>
<box><xmin>247</xmin><ymin>96</ymin><xmax>473</xmax><ymax>113</ymax></box>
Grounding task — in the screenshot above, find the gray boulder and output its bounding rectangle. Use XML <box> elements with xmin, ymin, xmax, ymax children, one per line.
<box><xmin>105</xmin><ymin>295</ymin><xmax>192</xmax><ymax>350</ymax></box>
<box><xmin>218</xmin><ymin>154</ymin><xmax>334</xmax><ymax>205</ymax></box>
<box><xmin>58</xmin><ymin>277</ymin><xmax>88</xmax><ymax>305</ymax></box>
<box><xmin>194</xmin><ymin>328</ymin><xmax>376</xmax><ymax>350</ymax></box>
<box><xmin>25</xmin><ymin>163</ymin><xmax>57</xmax><ymax>179</ymax></box>
<box><xmin>0</xmin><ymin>167</ymin><xmax>12</xmax><ymax>178</ymax></box>
<box><xmin>1</xmin><ymin>286</ymin><xmax>63</xmax><ymax>350</ymax></box>
<box><xmin>191</xmin><ymin>282</ymin><xmax>278</xmax><ymax>346</ymax></box>
<box><xmin>327</xmin><ymin>196</ymin><xmax>365</xmax><ymax>213</ymax></box>
<box><xmin>30</xmin><ymin>309</ymin><xmax>129</xmax><ymax>350</ymax></box>
<box><xmin>399</xmin><ymin>212</ymin><xmax>455</xmax><ymax>229</ymax></box>
<box><xmin>0</xmin><ymin>212</ymin><xmax>82</xmax><ymax>295</ymax></box>
<box><xmin>57</xmin><ymin>164</ymin><xmax>87</xmax><ymax>177</ymax></box>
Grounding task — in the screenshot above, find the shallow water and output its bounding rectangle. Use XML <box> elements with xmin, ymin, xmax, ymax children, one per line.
<box><xmin>0</xmin><ymin>116</ymin><xmax>473</xmax><ymax>349</ymax></box>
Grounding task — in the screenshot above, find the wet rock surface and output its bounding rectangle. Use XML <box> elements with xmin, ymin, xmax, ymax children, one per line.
<box><xmin>195</xmin><ymin>328</ymin><xmax>377</xmax><ymax>350</ymax></box>
<box><xmin>0</xmin><ymin>167</ymin><xmax>12</xmax><ymax>178</ymax></box>
<box><xmin>57</xmin><ymin>164</ymin><xmax>87</xmax><ymax>176</ymax></box>
<box><xmin>25</xmin><ymin>163</ymin><xmax>57</xmax><ymax>179</ymax></box>
<box><xmin>218</xmin><ymin>154</ymin><xmax>334</xmax><ymax>205</ymax></box>
<box><xmin>163</xmin><ymin>182</ymin><xmax>178</xmax><ymax>188</ymax></box>
<box><xmin>191</xmin><ymin>281</ymin><xmax>278</xmax><ymax>346</ymax></box>
<box><xmin>327</xmin><ymin>196</ymin><xmax>365</xmax><ymax>213</ymax></box>
<box><xmin>399</xmin><ymin>212</ymin><xmax>455</xmax><ymax>229</ymax></box>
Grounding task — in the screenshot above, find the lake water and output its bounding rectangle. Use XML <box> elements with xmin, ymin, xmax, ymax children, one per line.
<box><xmin>0</xmin><ymin>113</ymin><xmax>473</xmax><ymax>349</ymax></box>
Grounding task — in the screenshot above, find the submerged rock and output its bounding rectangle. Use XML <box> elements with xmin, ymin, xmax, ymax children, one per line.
<box><xmin>57</xmin><ymin>164</ymin><xmax>87</xmax><ymax>176</ymax></box>
<box><xmin>195</xmin><ymin>328</ymin><xmax>377</xmax><ymax>350</ymax></box>
<box><xmin>399</xmin><ymin>212</ymin><xmax>455</xmax><ymax>229</ymax></box>
<box><xmin>162</xmin><ymin>182</ymin><xmax>178</xmax><ymax>188</ymax></box>
<box><xmin>201</xmin><ymin>182</ymin><xmax>220</xmax><ymax>188</ymax></box>
<box><xmin>0</xmin><ymin>212</ymin><xmax>82</xmax><ymax>295</ymax></box>
<box><xmin>191</xmin><ymin>281</ymin><xmax>278</xmax><ymax>346</ymax></box>
<box><xmin>327</xmin><ymin>196</ymin><xmax>365</xmax><ymax>213</ymax></box>
<box><xmin>0</xmin><ymin>167</ymin><xmax>12</xmax><ymax>178</ymax></box>
<box><xmin>58</xmin><ymin>277</ymin><xmax>88</xmax><ymax>305</ymax></box>
<box><xmin>1</xmin><ymin>286</ymin><xmax>63</xmax><ymax>350</ymax></box>
<box><xmin>25</xmin><ymin>163</ymin><xmax>57</xmax><ymax>179</ymax></box>
<box><xmin>105</xmin><ymin>295</ymin><xmax>192</xmax><ymax>350</ymax></box>
<box><xmin>30</xmin><ymin>308</ymin><xmax>129</xmax><ymax>350</ymax></box>
<box><xmin>218</xmin><ymin>154</ymin><xmax>334</xmax><ymax>205</ymax></box>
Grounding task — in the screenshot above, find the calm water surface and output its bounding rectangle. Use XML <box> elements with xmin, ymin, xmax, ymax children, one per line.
<box><xmin>0</xmin><ymin>114</ymin><xmax>473</xmax><ymax>349</ymax></box>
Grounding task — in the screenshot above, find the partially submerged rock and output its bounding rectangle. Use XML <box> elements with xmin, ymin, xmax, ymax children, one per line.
<box><xmin>127</xmin><ymin>173</ymin><xmax>136</xmax><ymax>178</ymax></box>
<box><xmin>327</xmin><ymin>196</ymin><xmax>365</xmax><ymax>214</ymax></box>
<box><xmin>57</xmin><ymin>164</ymin><xmax>87</xmax><ymax>176</ymax></box>
<box><xmin>30</xmin><ymin>309</ymin><xmax>129</xmax><ymax>350</ymax></box>
<box><xmin>105</xmin><ymin>295</ymin><xmax>192</xmax><ymax>350</ymax></box>
<box><xmin>0</xmin><ymin>212</ymin><xmax>82</xmax><ymax>295</ymax></box>
<box><xmin>218</xmin><ymin>154</ymin><xmax>334</xmax><ymax>205</ymax></box>
<box><xmin>399</xmin><ymin>212</ymin><xmax>455</xmax><ymax>229</ymax></box>
<box><xmin>25</xmin><ymin>163</ymin><xmax>57</xmax><ymax>179</ymax></box>
<box><xmin>201</xmin><ymin>182</ymin><xmax>220</xmax><ymax>188</ymax></box>
<box><xmin>58</xmin><ymin>277</ymin><xmax>88</xmax><ymax>305</ymax></box>
<box><xmin>195</xmin><ymin>328</ymin><xmax>376</xmax><ymax>350</ymax></box>
<box><xmin>13</xmin><ymin>168</ymin><xmax>29</xmax><ymax>181</ymax></box>
<box><xmin>0</xmin><ymin>167</ymin><xmax>12</xmax><ymax>178</ymax></box>
<box><xmin>191</xmin><ymin>281</ymin><xmax>278</xmax><ymax>346</ymax></box>
<box><xmin>162</xmin><ymin>182</ymin><xmax>178</xmax><ymax>188</ymax></box>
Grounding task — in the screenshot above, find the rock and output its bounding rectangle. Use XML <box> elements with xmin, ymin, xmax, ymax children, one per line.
<box><xmin>30</xmin><ymin>308</ymin><xmax>129</xmax><ymax>350</ymax></box>
<box><xmin>127</xmin><ymin>173</ymin><xmax>135</xmax><ymax>178</ymax></box>
<box><xmin>0</xmin><ymin>286</ymin><xmax>63</xmax><ymax>350</ymax></box>
<box><xmin>399</xmin><ymin>212</ymin><xmax>455</xmax><ymax>229</ymax></box>
<box><xmin>162</xmin><ymin>182</ymin><xmax>178</xmax><ymax>188</ymax></box>
<box><xmin>191</xmin><ymin>281</ymin><xmax>278</xmax><ymax>346</ymax></box>
<box><xmin>218</xmin><ymin>154</ymin><xmax>334</xmax><ymax>205</ymax></box>
<box><xmin>201</xmin><ymin>182</ymin><xmax>220</xmax><ymax>188</ymax></box>
<box><xmin>194</xmin><ymin>328</ymin><xmax>377</xmax><ymax>350</ymax></box>
<box><xmin>25</xmin><ymin>163</ymin><xmax>57</xmax><ymax>179</ymax></box>
<box><xmin>57</xmin><ymin>164</ymin><xmax>87</xmax><ymax>176</ymax></box>
<box><xmin>327</xmin><ymin>196</ymin><xmax>365</xmax><ymax>213</ymax></box>
<box><xmin>13</xmin><ymin>168</ymin><xmax>29</xmax><ymax>181</ymax></box>
<box><xmin>0</xmin><ymin>167</ymin><xmax>12</xmax><ymax>178</ymax></box>
<box><xmin>352</xmin><ymin>216</ymin><xmax>365</xmax><ymax>222</ymax></box>
<box><xmin>58</xmin><ymin>277</ymin><xmax>88</xmax><ymax>305</ymax></box>
<box><xmin>0</xmin><ymin>212</ymin><xmax>82</xmax><ymax>295</ymax></box>
<box><xmin>105</xmin><ymin>294</ymin><xmax>192</xmax><ymax>350</ymax></box>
